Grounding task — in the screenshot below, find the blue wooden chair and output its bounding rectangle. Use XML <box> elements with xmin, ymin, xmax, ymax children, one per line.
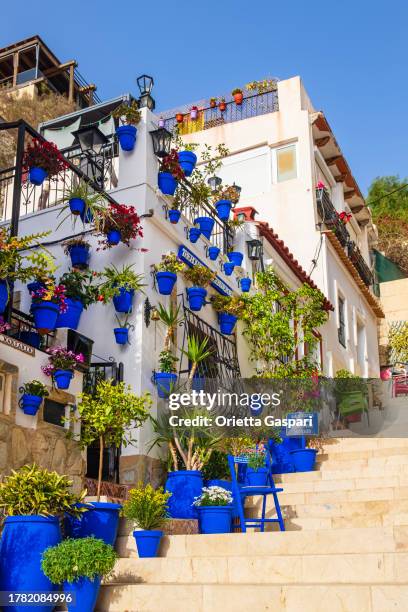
<box><xmin>227</xmin><ymin>451</ymin><xmax>285</xmax><ymax>533</ymax></box>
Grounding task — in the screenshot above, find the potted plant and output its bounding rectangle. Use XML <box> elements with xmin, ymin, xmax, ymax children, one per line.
<box><xmin>65</xmin><ymin>380</ymin><xmax>151</xmax><ymax>545</ymax></box>
<box><xmin>175</xmin><ymin>112</ymin><xmax>184</xmax><ymax>124</ymax></box>
<box><xmin>240</xmin><ymin>276</ymin><xmax>251</xmax><ymax>292</ymax></box>
<box><xmin>209</xmin><ymin>97</ymin><xmax>217</xmax><ymax>109</ymax></box>
<box><xmin>227</xmin><ymin>250</ymin><xmax>244</xmax><ymax>267</ymax></box>
<box><xmin>193</xmin><ymin>486</ymin><xmax>233</xmax><ymax>534</ymax></box>
<box><xmin>31</xmin><ymin>280</ymin><xmax>67</xmax><ymax>334</ymax></box>
<box><xmin>41</xmin><ymin>346</ymin><xmax>85</xmax><ymax>390</ymax></box>
<box><xmin>223</xmin><ymin>261</ymin><xmax>235</xmax><ymax>276</ymax></box>
<box><xmin>178</xmin><ymin>142</ymin><xmax>198</xmax><ymax>177</ymax></box>
<box><xmin>42</xmin><ymin>537</ymin><xmax>117</xmax><ymax>612</ymax></box>
<box><xmin>194</xmin><ymin>215</ymin><xmax>215</xmax><ymax>240</ymax></box>
<box><xmin>0</xmin><ymin>464</ymin><xmax>86</xmax><ymax>610</ymax></box>
<box><xmin>98</xmin><ymin>264</ymin><xmax>145</xmax><ymax>313</ymax></box>
<box><xmin>19</xmin><ymin>380</ymin><xmax>49</xmax><ymax>416</ymax></box>
<box><xmin>244</xmin><ymin>447</ymin><xmax>268</xmax><ymax>485</ymax></box>
<box><xmin>112</xmin><ymin>100</ymin><xmax>141</xmax><ymax>151</ymax></box>
<box><xmin>211</xmin><ymin>294</ymin><xmax>244</xmax><ymax>335</ymax></box>
<box><xmin>63</xmin><ymin>237</ymin><xmax>91</xmax><ymax>269</ymax></box>
<box><xmin>97</xmin><ymin>203</ymin><xmax>144</xmax><ymax>248</ymax></box>
<box><xmin>183</xmin><ymin>265</ymin><xmax>216</xmax><ymax>311</ymax></box>
<box><xmin>213</xmin><ymin>185</ymin><xmax>241</xmax><ymax>221</ymax></box>
<box><xmin>23</xmin><ymin>138</ymin><xmax>68</xmax><ymax>186</ymax></box>
<box><xmin>245</xmin><ymin>79</ymin><xmax>278</xmax><ymax>94</ymax></box>
<box><xmin>122</xmin><ymin>483</ymin><xmax>171</xmax><ymax>558</ymax></box>
<box><xmin>153</xmin><ymin>253</ymin><xmax>185</xmax><ymax>295</ymax></box>
<box><xmin>56</xmin><ymin>270</ymin><xmax>99</xmax><ymax>330</ymax></box>
<box><xmin>190</xmin><ymin>105</ymin><xmax>199</xmax><ymax>120</ymax></box>
<box><xmin>218</xmin><ymin>97</ymin><xmax>227</xmax><ymax>112</ymax></box>
<box><xmin>158</xmin><ymin>149</ymin><xmax>185</xmax><ymax>196</ymax></box>
<box><xmin>154</xmin><ymin>302</ymin><xmax>183</xmax><ymax>397</ymax></box>
<box><xmin>289</xmin><ymin>441</ymin><xmax>318</xmax><ymax>472</ymax></box>
<box><xmin>202</xmin><ymin>449</ymin><xmax>231</xmax><ymax>490</ymax></box>
<box><xmin>231</xmin><ymin>88</ymin><xmax>244</xmax><ymax>105</ymax></box>
<box><xmin>113</xmin><ymin>313</ymin><xmax>133</xmax><ymax>345</ymax></box>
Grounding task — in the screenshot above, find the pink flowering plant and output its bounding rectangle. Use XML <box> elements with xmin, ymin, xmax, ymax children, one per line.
<box><xmin>42</xmin><ymin>346</ymin><xmax>84</xmax><ymax>377</ymax></box>
<box><xmin>0</xmin><ymin>316</ymin><xmax>11</xmax><ymax>333</ymax></box>
<box><xmin>242</xmin><ymin>447</ymin><xmax>266</xmax><ymax>471</ymax></box>
<box><xmin>193</xmin><ymin>486</ymin><xmax>233</xmax><ymax>507</ymax></box>
<box><xmin>31</xmin><ymin>281</ymin><xmax>67</xmax><ymax>313</ymax></box>
<box><xmin>316</xmin><ymin>181</ymin><xmax>326</xmax><ymax>190</ymax></box>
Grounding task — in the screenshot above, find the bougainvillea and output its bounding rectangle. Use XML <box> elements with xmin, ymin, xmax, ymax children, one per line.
<box><xmin>160</xmin><ymin>149</ymin><xmax>185</xmax><ymax>181</ymax></box>
<box><xmin>23</xmin><ymin>139</ymin><xmax>68</xmax><ymax>177</ymax></box>
<box><xmin>98</xmin><ymin>203</ymin><xmax>144</xmax><ymax>249</ymax></box>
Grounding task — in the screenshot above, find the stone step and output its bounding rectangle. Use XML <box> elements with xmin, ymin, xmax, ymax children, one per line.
<box><xmin>266</xmin><ymin>485</ymin><xmax>408</xmax><ymax>507</ymax></box>
<box><xmin>317</xmin><ymin>446</ymin><xmax>408</xmax><ymax>463</ymax></box>
<box><xmin>320</xmin><ymin>438</ymin><xmax>408</xmax><ymax>454</ymax></box>
<box><xmin>314</xmin><ymin>453</ymin><xmax>408</xmax><ymax>471</ymax></box>
<box><xmin>278</xmin><ymin>474</ymin><xmax>406</xmax><ymax>494</ymax></box>
<box><xmin>97</xmin><ymin>583</ymin><xmax>408</xmax><ymax>612</ymax></box>
<box><xmin>115</xmin><ymin>526</ymin><xmax>407</xmax><ymax>559</ymax></box>
<box><xmin>275</xmin><ymin>463</ymin><xmax>408</xmax><ymax>482</ymax></box>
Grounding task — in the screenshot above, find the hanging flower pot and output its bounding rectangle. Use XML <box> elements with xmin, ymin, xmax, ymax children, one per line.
<box><xmin>156</xmin><ymin>271</ymin><xmax>177</xmax><ymax>295</ymax></box>
<box><xmin>168</xmin><ymin>209</ymin><xmax>181</xmax><ymax>224</ymax></box>
<box><xmin>158</xmin><ymin>117</ymin><xmax>165</xmax><ymax>128</ymax></box>
<box><xmin>228</xmin><ymin>251</ymin><xmax>244</xmax><ymax>267</ymax></box>
<box><xmin>19</xmin><ymin>394</ymin><xmax>42</xmax><ymax>416</ymax></box>
<box><xmin>116</xmin><ymin>125</ymin><xmax>137</xmax><ymax>151</ymax></box>
<box><xmin>232</xmin><ymin>89</ymin><xmax>244</xmax><ymax>105</ymax></box>
<box><xmin>218</xmin><ymin>99</ymin><xmax>227</xmax><ymax>112</ymax></box>
<box><xmin>210</xmin><ymin>98</ymin><xmax>217</xmax><ymax>109</ymax></box>
<box><xmin>67</xmin><ymin>243</ymin><xmax>90</xmax><ymax>269</ymax></box>
<box><xmin>190</xmin><ymin>106</ymin><xmax>199</xmax><ymax>120</ymax></box>
<box><xmin>158</xmin><ymin>171</ymin><xmax>177</xmax><ymax>196</ymax></box>
<box><xmin>113</xmin><ymin>288</ymin><xmax>134</xmax><ymax>313</ymax></box>
<box><xmin>55</xmin><ymin>298</ymin><xmax>84</xmax><ymax>330</ymax></box>
<box><xmin>133</xmin><ymin>530</ymin><xmax>163</xmax><ymax>558</ymax></box>
<box><xmin>176</xmin><ymin>113</ymin><xmax>184</xmax><ymax>124</ymax></box>
<box><xmin>29</xmin><ymin>166</ymin><xmax>48</xmax><ymax>186</ymax></box>
<box><xmin>106</xmin><ymin>229</ymin><xmax>121</xmax><ymax>246</ymax></box>
<box><xmin>178</xmin><ymin>151</ymin><xmax>197</xmax><ymax>177</ymax></box>
<box><xmin>187</xmin><ymin>287</ymin><xmax>207</xmax><ymax>311</ymax></box>
<box><xmin>240</xmin><ymin>277</ymin><xmax>251</xmax><ymax>292</ymax></box>
<box><xmin>0</xmin><ymin>279</ymin><xmax>9</xmax><ymax>315</ymax></box>
<box><xmin>194</xmin><ymin>216</ymin><xmax>215</xmax><ymax>239</ymax></box>
<box><xmin>208</xmin><ymin>246</ymin><xmax>220</xmax><ymax>261</ymax></box>
<box><xmin>69</xmin><ymin>198</ymin><xmax>86</xmax><ymax>216</ymax></box>
<box><xmin>19</xmin><ymin>331</ymin><xmax>41</xmax><ymax>349</ymax></box>
<box><xmin>290</xmin><ymin>448</ymin><xmax>318</xmax><ymax>472</ymax></box>
<box><xmin>31</xmin><ymin>301</ymin><xmax>60</xmax><ymax>333</ymax></box>
<box><xmin>215</xmin><ymin>199</ymin><xmax>232</xmax><ymax>221</ymax></box>
<box><xmin>189</xmin><ymin>227</ymin><xmax>201</xmax><ymax>243</ymax></box>
<box><xmin>223</xmin><ymin>262</ymin><xmax>235</xmax><ymax>276</ymax></box>
<box><xmin>114</xmin><ymin>327</ymin><xmax>129</xmax><ymax>345</ymax></box>
<box><xmin>155</xmin><ymin>372</ymin><xmax>177</xmax><ymax>398</ymax></box>
<box><xmin>218</xmin><ymin>312</ymin><xmax>237</xmax><ymax>335</ymax></box>
<box><xmin>53</xmin><ymin>369</ymin><xmax>73</xmax><ymax>390</ymax></box>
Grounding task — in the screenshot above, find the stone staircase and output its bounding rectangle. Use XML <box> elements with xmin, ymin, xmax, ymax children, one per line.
<box><xmin>97</xmin><ymin>436</ymin><xmax>408</xmax><ymax>611</ymax></box>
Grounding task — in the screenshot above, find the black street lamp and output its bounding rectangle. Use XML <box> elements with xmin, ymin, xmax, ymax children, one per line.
<box><xmin>247</xmin><ymin>239</ymin><xmax>263</xmax><ymax>260</ymax></box>
<box><xmin>150</xmin><ymin>127</ymin><xmax>172</xmax><ymax>158</ymax></box>
<box><xmin>71</xmin><ymin>125</ymin><xmax>108</xmax><ymax>155</ymax></box>
<box><xmin>207</xmin><ymin>176</ymin><xmax>222</xmax><ymax>193</ymax></box>
<box><xmin>137</xmin><ymin>74</ymin><xmax>155</xmax><ymax>110</ymax></box>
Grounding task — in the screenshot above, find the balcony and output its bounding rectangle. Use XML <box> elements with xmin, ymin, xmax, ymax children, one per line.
<box><xmin>347</xmin><ymin>241</ymin><xmax>373</xmax><ymax>287</ymax></box>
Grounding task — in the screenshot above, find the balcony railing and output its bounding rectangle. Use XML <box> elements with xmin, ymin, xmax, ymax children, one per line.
<box><xmin>347</xmin><ymin>241</ymin><xmax>374</xmax><ymax>286</ymax></box>
<box><xmin>6</xmin><ymin>308</ymin><xmax>55</xmax><ymax>352</ymax></box>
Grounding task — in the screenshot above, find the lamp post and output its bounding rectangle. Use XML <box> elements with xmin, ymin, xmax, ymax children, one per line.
<box><xmin>246</xmin><ymin>238</ymin><xmax>264</xmax><ymax>271</ymax></box>
<box><xmin>137</xmin><ymin>74</ymin><xmax>155</xmax><ymax>110</ymax></box>
<box><xmin>149</xmin><ymin>127</ymin><xmax>172</xmax><ymax>158</ymax></box>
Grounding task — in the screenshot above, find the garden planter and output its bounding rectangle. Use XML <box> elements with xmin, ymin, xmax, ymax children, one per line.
<box><xmin>113</xmin><ymin>287</ymin><xmax>134</xmax><ymax>313</ymax></box>
<box><xmin>187</xmin><ymin>287</ymin><xmax>207</xmax><ymax>311</ymax></box>
<box><xmin>290</xmin><ymin>448</ymin><xmax>318</xmax><ymax>472</ymax></box>
<box><xmin>168</xmin><ymin>209</ymin><xmax>181</xmax><ymax>224</ymax></box>
<box><xmin>215</xmin><ymin>199</ymin><xmax>232</xmax><ymax>221</ymax></box>
<box><xmin>69</xmin><ymin>197</ymin><xmax>85</xmax><ymax>216</ymax></box>
<box><xmin>31</xmin><ymin>301</ymin><xmax>59</xmax><ymax>333</ymax></box>
<box><xmin>53</xmin><ymin>369</ymin><xmax>73</xmax><ymax>390</ymax></box>
<box><xmin>189</xmin><ymin>227</ymin><xmax>201</xmax><ymax>243</ymax></box>
<box><xmin>246</xmin><ymin>467</ymin><xmax>268</xmax><ymax>486</ymax></box>
<box><xmin>208</xmin><ymin>246</ymin><xmax>220</xmax><ymax>260</ymax></box>
<box><xmin>0</xmin><ymin>279</ymin><xmax>9</xmax><ymax>314</ymax></box>
<box><xmin>114</xmin><ymin>327</ymin><xmax>129</xmax><ymax>345</ymax></box>
<box><xmin>155</xmin><ymin>372</ymin><xmax>177</xmax><ymax>398</ymax></box>
<box><xmin>233</xmin><ymin>92</ymin><xmax>244</xmax><ymax>105</ymax></box>
<box><xmin>133</xmin><ymin>530</ymin><xmax>163</xmax><ymax>558</ymax></box>
<box><xmin>165</xmin><ymin>470</ymin><xmax>203</xmax><ymax>519</ymax></box>
<box><xmin>205</xmin><ymin>479</ymin><xmax>232</xmax><ymax>491</ymax></box>
<box><xmin>158</xmin><ymin>171</ymin><xmax>177</xmax><ymax>196</ymax></box>
<box><xmin>198</xmin><ymin>506</ymin><xmax>232</xmax><ymax>534</ymax></box>
<box><xmin>178</xmin><ymin>151</ymin><xmax>197</xmax><ymax>176</ymax></box>
<box><xmin>116</xmin><ymin>124</ymin><xmax>137</xmax><ymax>151</ymax></box>
<box><xmin>19</xmin><ymin>330</ymin><xmax>41</xmax><ymax>348</ymax></box>
<box><xmin>29</xmin><ymin>166</ymin><xmax>47</xmax><ymax>186</ymax></box>
<box><xmin>194</xmin><ymin>216</ymin><xmax>215</xmax><ymax>239</ymax></box>
<box><xmin>240</xmin><ymin>277</ymin><xmax>251</xmax><ymax>292</ymax></box>
<box><xmin>218</xmin><ymin>312</ymin><xmax>237</xmax><ymax>335</ymax></box>
<box><xmin>27</xmin><ymin>280</ymin><xmax>45</xmax><ymax>294</ymax></box>
<box><xmin>223</xmin><ymin>262</ymin><xmax>235</xmax><ymax>276</ymax></box>
<box><xmin>210</xmin><ymin>100</ymin><xmax>217</xmax><ymax>108</ymax></box>
<box><xmin>268</xmin><ymin>434</ymin><xmax>304</xmax><ymax>474</ymax></box>
<box><xmin>106</xmin><ymin>229</ymin><xmax>121</xmax><ymax>245</ymax></box>
<box><xmin>0</xmin><ymin>515</ymin><xmax>61</xmax><ymax>612</ymax></box>
<box><xmin>19</xmin><ymin>394</ymin><xmax>42</xmax><ymax>416</ymax></box>
<box><xmin>156</xmin><ymin>271</ymin><xmax>177</xmax><ymax>295</ymax></box>
<box><xmin>64</xmin><ymin>502</ymin><xmax>122</xmax><ymax>546</ymax></box>
<box><xmin>219</xmin><ymin>101</ymin><xmax>227</xmax><ymax>112</ymax></box>
<box><xmin>176</xmin><ymin>113</ymin><xmax>184</xmax><ymax>123</ymax></box>
<box><xmin>63</xmin><ymin>576</ymin><xmax>101</xmax><ymax>612</ymax></box>
<box><xmin>228</xmin><ymin>251</ymin><xmax>244</xmax><ymax>267</ymax></box>
<box><xmin>68</xmin><ymin>244</ymin><xmax>90</xmax><ymax>269</ymax></box>
<box><xmin>56</xmin><ymin>298</ymin><xmax>84</xmax><ymax>329</ymax></box>
<box><xmin>190</xmin><ymin>108</ymin><xmax>198</xmax><ymax>120</ymax></box>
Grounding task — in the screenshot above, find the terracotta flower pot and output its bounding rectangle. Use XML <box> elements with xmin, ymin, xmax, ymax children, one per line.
<box><xmin>176</xmin><ymin>113</ymin><xmax>183</xmax><ymax>124</ymax></box>
<box><xmin>218</xmin><ymin>101</ymin><xmax>227</xmax><ymax>112</ymax></box>
<box><xmin>210</xmin><ymin>100</ymin><xmax>217</xmax><ymax>108</ymax></box>
<box><xmin>233</xmin><ymin>92</ymin><xmax>243</xmax><ymax>105</ymax></box>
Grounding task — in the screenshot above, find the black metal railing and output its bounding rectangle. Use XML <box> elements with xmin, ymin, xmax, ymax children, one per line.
<box><xmin>5</xmin><ymin>308</ymin><xmax>54</xmax><ymax>352</ymax></box>
<box><xmin>83</xmin><ymin>358</ymin><xmax>123</xmax><ymax>395</ymax></box>
<box><xmin>347</xmin><ymin>242</ymin><xmax>374</xmax><ymax>287</ymax></box>
<box><xmin>316</xmin><ymin>189</ymin><xmax>350</xmax><ymax>247</ymax></box>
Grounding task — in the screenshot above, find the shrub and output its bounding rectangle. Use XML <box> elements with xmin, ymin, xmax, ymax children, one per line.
<box><xmin>158</xmin><ymin>350</ymin><xmax>178</xmax><ymax>373</ymax></box>
<box><xmin>59</xmin><ymin>270</ymin><xmax>99</xmax><ymax>308</ymax></box>
<box><xmin>183</xmin><ymin>265</ymin><xmax>216</xmax><ymax>288</ymax></box>
<box><xmin>23</xmin><ymin>139</ymin><xmax>68</xmax><ymax>177</ymax></box>
<box><xmin>193</xmin><ymin>486</ymin><xmax>232</xmax><ymax>507</ymax></box>
<box><xmin>112</xmin><ymin>100</ymin><xmax>141</xmax><ymax>126</ymax></box>
<box><xmin>98</xmin><ymin>264</ymin><xmax>145</xmax><ymax>302</ymax></box>
<box><xmin>202</xmin><ymin>450</ymin><xmax>230</xmax><ymax>481</ymax></box>
<box><xmin>21</xmin><ymin>380</ymin><xmax>49</xmax><ymax>398</ymax></box>
<box><xmin>154</xmin><ymin>253</ymin><xmax>185</xmax><ymax>274</ymax></box>
<box><xmin>211</xmin><ymin>295</ymin><xmax>245</xmax><ymax>317</ymax></box>
<box><xmin>122</xmin><ymin>483</ymin><xmax>171</xmax><ymax>531</ymax></box>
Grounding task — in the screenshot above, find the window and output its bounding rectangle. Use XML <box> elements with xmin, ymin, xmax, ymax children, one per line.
<box><xmin>338</xmin><ymin>296</ymin><xmax>346</xmax><ymax>348</ymax></box>
<box><xmin>276</xmin><ymin>144</ymin><xmax>297</xmax><ymax>182</ymax></box>
<box><xmin>43</xmin><ymin>399</ymin><xmax>66</xmax><ymax>427</ymax></box>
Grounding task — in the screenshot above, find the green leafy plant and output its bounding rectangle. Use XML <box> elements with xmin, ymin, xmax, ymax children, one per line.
<box><xmin>21</xmin><ymin>380</ymin><xmax>49</xmax><ymax>398</ymax></box>
<box><xmin>156</xmin><ymin>302</ymin><xmax>184</xmax><ymax>351</ymax></box>
<box><xmin>193</xmin><ymin>485</ymin><xmax>232</xmax><ymax>507</ymax></box>
<box><xmin>62</xmin><ymin>237</ymin><xmax>90</xmax><ymax>254</ymax></box>
<box><xmin>122</xmin><ymin>483</ymin><xmax>171</xmax><ymax>530</ymax></box>
<box><xmin>41</xmin><ymin>537</ymin><xmax>117</xmax><ymax>584</ymax></box>
<box><xmin>211</xmin><ymin>294</ymin><xmax>245</xmax><ymax>317</ymax></box>
<box><xmin>0</xmin><ymin>464</ymin><xmax>86</xmax><ymax>517</ymax></box>
<box><xmin>112</xmin><ymin>100</ymin><xmax>141</xmax><ymax>126</ymax></box>
<box><xmin>183</xmin><ymin>265</ymin><xmax>216</xmax><ymax>288</ymax></box>
<box><xmin>244</xmin><ymin>448</ymin><xmax>266</xmax><ymax>471</ymax></box>
<box><xmin>231</xmin><ymin>88</ymin><xmax>243</xmax><ymax>96</ymax></box>
<box><xmin>153</xmin><ymin>253</ymin><xmax>186</xmax><ymax>275</ymax></box>
<box><xmin>245</xmin><ymin>79</ymin><xmax>277</xmax><ymax>94</ymax></box>
<box><xmin>98</xmin><ymin>264</ymin><xmax>145</xmax><ymax>303</ymax></box>
<box><xmin>389</xmin><ymin>323</ymin><xmax>408</xmax><ymax>362</ymax></box>
<box><xmin>59</xmin><ymin>270</ymin><xmax>99</xmax><ymax>308</ymax></box>
<box><xmin>182</xmin><ymin>334</ymin><xmax>212</xmax><ymax>382</ymax></box>
<box><xmin>0</xmin><ymin>228</ymin><xmax>53</xmax><ymax>283</ymax></box>
<box><xmin>158</xmin><ymin>349</ymin><xmax>179</xmax><ymax>373</ymax></box>
<box><xmin>201</xmin><ymin>450</ymin><xmax>230</xmax><ymax>481</ymax></box>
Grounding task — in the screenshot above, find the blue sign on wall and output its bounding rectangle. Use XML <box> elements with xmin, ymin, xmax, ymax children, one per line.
<box><xmin>285</xmin><ymin>412</ymin><xmax>319</xmax><ymax>436</ymax></box>
<box><xmin>177</xmin><ymin>245</ymin><xmax>233</xmax><ymax>297</ymax></box>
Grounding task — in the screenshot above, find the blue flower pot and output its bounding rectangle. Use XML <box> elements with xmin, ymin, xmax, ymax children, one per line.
<box><xmin>0</xmin><ymin>279</ymin><xmax>9</xmax><ymax>314</ymax></box>
<box><xmin>208</xmin><ymin>246</ymin><xmax>220</xmax><ymax>261</ymax></box>
<box><xmin>189</xmin><ymin>227</ymin><xmax>201</xmax><ymax>243</ymax></box>
<box><xmin>290</xmin><ymin>448</ymin><xmax>318</xmax><ymax>472</ymax></box>
<box><xmin>27</xmin><ymin>280</ymin><xmax>45</xmax><ymax>294</ymax></box>
<box><xmin>155</xmin><ymin>372</ymin><xmax>177</xmax><ymax>398</ymax></box>
<box><xmin>56</xmin><ymin>298</ymin><xmax>84</xmax><ymax>330</ymax></box>
<box><xmin>69</xmin><ymin>198</ymin><xmax>85</xmax><ymax>216</ymax></box>
<box><xmin>53</xmin><ymin>369</ymin><xmax>73</xmax><ymax>390</ymax></box>
<box><xmin>68</xmin><ymin>244</ymin><xmax>90</xmax><ymax>269</ymax></box>
<box><xmin>198</xmin><ymin>506</ymin><xmax>232</xmax><ymax>534</ymax></box>
<box><xmin>63</xmin><ymin>576</ymin><xmax>101</xmax><ymax>612</ymax></box>
<box><xmin>116</xmin><ymin>124</ymin><xmax>137</xmax><ymax>151</ymax></box>
<box><xmin>215</xmin><ymin>200</ymin><xmax>232</xmax><ymax>221</ymax></box>
<box><xmin>165</xmin><ymin>470</ymin><xmax>203</xmax><ymax>519</ymax></box>
<box><xmin>0</xmin><ymin>515</ymin><xmax>61</xmax><ymax>612</ymax></box>
<box><xmin>240</xmin><ymin>277</ymin><xmax>251</xmax><ymax>292</ymax></box>
<box><xmin>268</xmin><ymin>434</ymin><xmax>305</xmax><ymax>474</ymax></box>
<box><xmin>156</xmin><ymin>271</ymin><xmax>177</xmax><ymax>295</ymax></box>
<box><xmin>114</xmin><ymin>327</ymin><xmax>129</xmax><ymax>345</ymax></box>
<box><xmin>218</xmin><ymin>313</ymin><xmax>237</xmax><ymax>335</ymax></box>
<box><xmin>246</xmin><ymin>467</ymin><xmax>268</xmax><ymax>486</ymax></box>
<box><xmin>29</xmin><ymin>166</ymin><xmax>47</xmax><ymax>186</ymax></box>
<box><xmin>133</xmin><ymin>530</ymin><xmax>163</xmax><ymax>558</ymax></box>
<box><xmin>107</xmin><ymin>229</ymin><xmax>121</xmax><ymax>245</ymax></box>
<box><xmin>158</xmin><ymin>172</ymin><xmax>177</xmax><ymax>196</ymax></box>
<box><xmin>228</xmin><ymin>251</ymin><xmax>244</xmax><ymax>267</ymax></box>
<box><xmin>168</xmin><ymin>209</ymin><xmax>181</xmax><ymax>224</ymax></box>
<box><xmin>80</xmin><ymin>207</ymin><xmax>94</xmax><ymax>223</ymax></box>
<box><xmin>223</xmin><ymin>262</ymin><xmax>235</xmax><ymax>276</ymax></box>
<box><xmin>194</xmin><ymin>216</ymin><xmax>215</xmax><ymax>239</ymax></box>
<box><xmin>32</xmin><ymin>301</ymin><xmax>59</xmax><ymax>333</ymax></box>
<box><xmin>20</xmin><ymin>394</ymin><xmax>42</xmax><ymax>416</ymax></box>
<box><xmin>64</xmin><ymin>502</ymin><xmax>122</xmax><ymax>546</ymax></box>
<box><xmin>113</xmin><ymin>287</ymin><xmax>134</xmax><ymax>313</ymax></box>
<box><xmin>205</xmin><ymin>479</ymin><xmax>233</xmax><ymax>492</ymax></box>
<box><xmin>19</xmin><ymin>331</ymin><xmax>41</xmax><ymax>349</ymax></box>
<box><xmin>187</xmin><ymin>287</ymin><xmax>207</xmax><ymax>311</ymax></box>
<box><xmin>178</xmin><ymin>151</ymin><xmax>197</xmax><ymax>177</ymax></box>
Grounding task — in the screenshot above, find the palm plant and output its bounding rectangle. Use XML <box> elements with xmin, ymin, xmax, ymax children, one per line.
<box><xmin>156</xmin><ymin>302</ymin><xmax>183</xmax><ymax>351</ymax></box>
<box><xmin>182</xmin><ymin>334</ymin><xmax>212</xmax><ymax>382</ymax></box>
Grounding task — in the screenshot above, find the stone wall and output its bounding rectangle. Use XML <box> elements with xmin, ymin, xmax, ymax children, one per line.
<box><xmin>378</xmin><ymin>278</ymin><xmax>408</xmax><ymax>365</ymax></box>
<box><xmin>119</xmin><ymin>454</ymin><xmax>166</xmax><ymax>490</ymax></box>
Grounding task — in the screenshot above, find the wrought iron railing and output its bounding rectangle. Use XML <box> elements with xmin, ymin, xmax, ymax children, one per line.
<box><xmin>347</xmin><ymin>241</ymin><xmax>374</xmax><ymax>286</ymax></box>
<box><xmin>5</xmin><ymin>308</ymin><xmax>54</xmax><ymax>352</ymax></box>
<box><xmin>316</xmin><ymin>189</ymin><xmax>350</xmax><ymax>247</ymax></box>
<box><xmin>83</xmin><ymin>358</ymin><xmax>123</xmax><ymax>395</ymax></box>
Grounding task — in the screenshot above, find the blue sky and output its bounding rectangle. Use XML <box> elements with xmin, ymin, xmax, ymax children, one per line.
<box><xmin>2</xmin><ymin>0</ymin><xmax>407</xmax><ymax>193</ymax></box>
